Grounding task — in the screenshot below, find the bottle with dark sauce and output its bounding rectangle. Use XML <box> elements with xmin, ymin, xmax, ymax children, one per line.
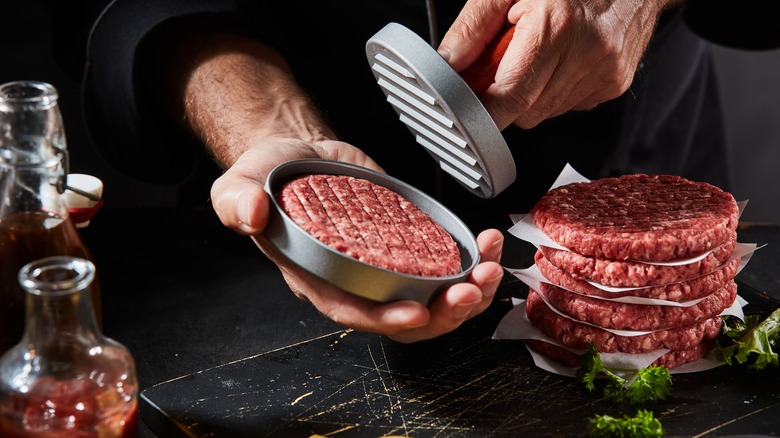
<box><xmin>0</xmin><ymin>81</ymin><xmax>101</xmax><ymax>354</ymax></box>
<box><xmin>0</xmin><ymin>256</ymin><xmax>137</xmax><ymax>437</ymax></box>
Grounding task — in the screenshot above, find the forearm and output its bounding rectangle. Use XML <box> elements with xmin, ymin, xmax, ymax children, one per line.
<box><xmin>165</xmin><ymin>31</ymin><xmax>336</xmax><ymax>168</ymax></box>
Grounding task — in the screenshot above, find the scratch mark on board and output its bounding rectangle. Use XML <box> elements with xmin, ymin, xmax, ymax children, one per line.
<box><xmin>291</xmin><ymin>391</ymin><xmax>314</xmax><ymax>406</ymax></box>
<box><xmin>691</xmin><ymin>401</ymin><xmax>780</xmax><ymax>437</ymax></box>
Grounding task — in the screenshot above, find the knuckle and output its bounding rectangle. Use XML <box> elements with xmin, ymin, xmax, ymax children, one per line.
<box><xmin>514</xmin><ymin>113</ymin><xmax>543</xmax><ymax>129</ymax></box>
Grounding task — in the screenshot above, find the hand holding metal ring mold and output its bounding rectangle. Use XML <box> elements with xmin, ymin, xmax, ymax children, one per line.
<box><xmin>263</xmin><ymin>159</ymin><xmax>480</xmax><ymax>305</ymax></box>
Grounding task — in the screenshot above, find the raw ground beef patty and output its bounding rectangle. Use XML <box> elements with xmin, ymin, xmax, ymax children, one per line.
<box><xmin>523</xmin><ymin>339</ymin><xmax>715</xmax><ymax>370</ymax></box>
<box><xmin>279</xmin><ymin>173</ymin><xmax>461</xmax><ymax>277</ymax></box>
<box><xmin>525</xmin><ymin>289</ymin><xmax>723</xmax><ymax>354</ymax></box>
<box><xmin>534</xmin><ymin>250</ymin><xmax>740</xmax><ymax>302</ymax></box>
<box><xmin>530</xmin><ymin>174</ymin><xmax>739</xmax><ymax>262</ymax></box>
<box><xmin>539</xmin><ymin>238</ymin><xmax>737</xmax><ymax>287</ymax></box>
<box><xmin>540</xmin><ymin>280</ymin><xmax>737</xmax><ymax>331</ymax></box>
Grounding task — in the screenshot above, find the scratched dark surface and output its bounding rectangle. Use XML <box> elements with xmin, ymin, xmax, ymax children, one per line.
<box><xmin>81</xmin><ymin>208</ymin><xmax>780</xmax><ymax>438</ymax></box>
<box><xmin>139</xmin><ymin>281</ymin><xmax>780</xmax><ymax>438</ymax></box>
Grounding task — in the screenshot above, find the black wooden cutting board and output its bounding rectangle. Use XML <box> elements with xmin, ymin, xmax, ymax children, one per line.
<box><xmin>139</xmin><ymin>279</ymin><xmax>780</xmax><ymax>437</ymax></box>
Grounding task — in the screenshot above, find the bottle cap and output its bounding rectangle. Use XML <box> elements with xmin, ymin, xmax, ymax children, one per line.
<box><xmin>64</xmin><ymin>174</ymin><xmax>104</xmax><ymax>228</ymax></box>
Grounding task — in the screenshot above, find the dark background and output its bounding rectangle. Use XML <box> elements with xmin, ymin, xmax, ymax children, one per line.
<box><xmin>3</xmin><ymin>1</ymin><xmax>779</xmax><ymax>222</ymax></box>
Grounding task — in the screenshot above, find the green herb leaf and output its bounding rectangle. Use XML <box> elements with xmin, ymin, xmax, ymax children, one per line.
<box><xmin>578</xmin><ymin>342</ymin><xmax>607</xmax><ymax>392</ymax></box>
<box><xmin>577</xmin><ymin>341</ymin><xmax>672</xmax><ymax>404</ymax></box>
<box><xmin>722</xmin><ymin>314</ymin><xmax>762</xmax><ymax>340</ymax></box>
<box><xmin>714</xmin><ymin>308</ymin><xmax>780</xmax><ymax>370</ymax></box>
<box><xmin>625</xmin><ymin>366</ymin><xmax>673</xmax><ymax>404</ymax></box>
<box><xmin>587</xmin><ymin>409</ymin><xmax>665</xmax><ymax>438</ymax></box>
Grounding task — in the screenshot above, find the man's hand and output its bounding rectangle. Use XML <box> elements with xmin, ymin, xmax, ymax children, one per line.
<box><xmin>210</xmin><ymin>137</ymin><xmax>381</xmax><ymax>235</ymax></box>
<box><xmin>438</xmin><ymin>0</ymin><xmax>674</xmax><ymax>129</ymax></box>
<box><xmin>257</xmin><ymin>223</ymin><xmax>505</xmax><ymax>344</ymax></box>
<box><xmin>168</xmin><ymin>29</ymin><xmax>505</xmax><ymax>342</ymax></box>
<box><xmin>210</xmin><ymin>138</ymin><xmax>505</xmax><ymax>343</ymax></box>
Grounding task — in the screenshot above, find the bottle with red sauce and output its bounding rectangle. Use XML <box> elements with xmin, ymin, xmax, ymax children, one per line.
<box><xmin>0</xmin><ymin>256</ymin><xmax>138</xmax><ymax>437</ymax></box>
<box><xmin>0</xmin><ymin>80</ymin><xmax>101</xmax><ymax>354</ymax></box>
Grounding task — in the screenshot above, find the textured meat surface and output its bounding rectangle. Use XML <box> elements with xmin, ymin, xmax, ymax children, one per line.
<box><xmin>541</xmin><ymin>280</ymin><xmax>737</xmax><ymax>331</ymax></box>
<box><xmin>539</xmin><ymin>237</ymin><xmax>736</xmax><ymax>287</ymax></box>
<box><xmin>525</xmin><ymin>289</ymin><xmax>723</xmax><ymax>353</ymax></box>
<box><xmin>279</xmin><ymin>174</ymin><xmax>461</xmax><ymax>277</ymax></box>
<box><xmin>523</xmin><ymin>339</ymin><xmax>715</xmax><ymax>370</ymax></box>
<box><xmin>534</xmin><ymin>250</ymin><xmax>740</xmax><ymax>302</ymax></box>
<box><xmin>530</xmin><ymin>174</ymin><xmax>739</xmax><ymax>261</ymax></box>
<box><xmin>523</xmin><ymin>339</ymin><xmax>582</xmax><ymax>368</ymax></box>
<box><xmin>652</xmin><ymin>341</ymin><xmax>717</xmax><ymax>369</ymax></box>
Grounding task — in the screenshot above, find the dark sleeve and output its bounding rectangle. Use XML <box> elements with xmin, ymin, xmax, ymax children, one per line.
<box><xmin>38</xmin><ymin>0</ymin><xmax>107</xmax><ymax>82</ymax></box>
<box><xmin>683</xmin><ymin>0</ymin><xmax>780</xmax><ymax>50</ymax></box>
<box><xmin>79</xmin><ymin>0</ymin><xmax>426</xmax><ymax>187</ymax></box>
<box><xmin>81</xmin><ymin>0</ymin><xmax>263</xmax><ymax>185</ymax></box>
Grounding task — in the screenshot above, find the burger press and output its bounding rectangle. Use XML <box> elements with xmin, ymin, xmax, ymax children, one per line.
<box><xmin>263</xmin><ymin>159</ymin><xmax>480</xmax><ymax>305</ymax></box>
<box><xmin>365</xmin><ymin>22</ymin><xmax>517</xmax><ymax>199</ymax></box>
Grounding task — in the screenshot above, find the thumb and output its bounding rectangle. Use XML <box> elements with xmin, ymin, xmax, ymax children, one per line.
<box><xmin>211</xmin><ymin>168</ymin><xmax>271</xmax><ymax>236</ymax></box>
<box><xmin>437</xmin><ymin>0</ymin><xmax>514</xmax><ymax>72</ymax></box>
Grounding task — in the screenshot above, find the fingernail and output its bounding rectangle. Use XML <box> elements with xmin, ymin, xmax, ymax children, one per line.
<box><xmin>453</xmin><ymin>302</ymin><xmax>476</xmax><ymax>319</ymax></box>
<box><xmin>491</xmin><ymin>237</ymin><xmax>504</xmax><ymax>259</ymax></box>
<box><xmin>405</xmin><ymin>320</ymin><xmax>429</xmax><ymax>329</ymax></box>
<box><xmin>437</xmin><ymin>48</ymin><xmax>450</xmax><ymax>62</ymax></box>
<box><xmin>484</xmin><ymin>281</ymin><xmax>499</xmax><ymax>298</ymax></box>
<box><xmin>236</xmin><ymin>192</ymin><xmax>253</xmax><ymax>230</ymax></box>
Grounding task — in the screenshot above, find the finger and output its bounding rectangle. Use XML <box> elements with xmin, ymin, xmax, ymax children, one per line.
<box><xmin>515</xmin><ymin>43</ymin><xmax>602</xmax><ymax>126</ymax></box>
<box><xmin>313</xmin><ymin>139</ymin><xmax>386</xmax><ymax>174</ymax></box>
<box><xmin>211</xmin><ymin>171</ymin><xmax>270</xmax><ymax>235</ymax></box>
<box><xmin>457</xmin><ymin>229</ymin><xmax>504</xmax><ymax>318</ymax></box>
<box><xmin>550</xmin><ymin>62</ymin><xmax>635</xmax><ymax>119</ymax></box>
<box><xmin>388</xmin><ymin>282</ymin><xmax>484</xmax><ymax>343</ymax></box>
<box><xmin>477</xmin><ymin>228</ymin><xmax>504</xmax><ymax>263</ymax></box>
<box><xmin>388</xmin><ymin>229</ymin><xmax>506</xmax><ymax>342</ymax></box>
<box><xmin>573</xmin><ymin>77</ymin><xmax>633</xmax><ymax>111</ymax></box>
<box><xmin>546</xmin><ymin>76</ymin><xmax>630</xmax><ymax>120</ymax></box>
<box><xmin>437</xmin><ymin>0</ymin><xmax>515</xmax><ymax>71</ymax></box>
<box><xmin>543</xmin><ymin>73</ymin><xmax>594</xmax><ymax>120</ymax></box>
<box><xmin>464</xmin><ymin>260</ymin><xmax>504</xmax><ymax>319</ymax></box>
<box><xmin>256</xmin><ymin>234</ymin><xmax>433</xmax><ymax>332</ymax></box>
<box><xmin>516</xmin><ymin>68</ymin><xmax>591</xmax><ymax>127</ymax></box>
<box><xmin>481</xmin><ymin>14</ymin><xmax>560</xmax><ymax>129</ymax></box>
<box><xmin>313</xmin><ymin>290</ymin><xmax>432</xmax><ymax>337</ymax></box>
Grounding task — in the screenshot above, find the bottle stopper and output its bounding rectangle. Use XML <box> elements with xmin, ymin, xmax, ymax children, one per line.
<box><xmin>64</xmin><ymin>174</ymin><xmax>104</xmax><ymax>228</ymax></box>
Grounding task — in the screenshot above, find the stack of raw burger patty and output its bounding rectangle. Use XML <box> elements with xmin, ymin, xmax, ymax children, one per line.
<box><xmin>524</xmin><ymin>174</ymin><xmax>741</xmax><ymax>369</ymax></box>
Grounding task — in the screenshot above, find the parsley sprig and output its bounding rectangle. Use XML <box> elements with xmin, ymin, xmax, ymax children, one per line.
<box><xmin>577</xmin><ymin>342</ymin><xmax>672</xmax><ymax>404</ymax></box>
<box><xmin>578</xmin><ymin>307</ymin><xmax>780</xmax><ymax>437</ymax></box>
<box><xmin>587</xmin><ymin>410</ymin><xmax>664</xmax><ymax>438</ymax></box>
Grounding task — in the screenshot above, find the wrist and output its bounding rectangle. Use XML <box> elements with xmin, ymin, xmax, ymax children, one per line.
<box><xmin>165</xmin><ymin>31</ymin><xmax>335</xmax><ymax>168</ymax></box>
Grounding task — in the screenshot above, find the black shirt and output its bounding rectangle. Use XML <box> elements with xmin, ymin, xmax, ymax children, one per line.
<box><xmin>63</xmin><ymin>0</ymin><xmax>767</xmax><ymax>230</ymax></box>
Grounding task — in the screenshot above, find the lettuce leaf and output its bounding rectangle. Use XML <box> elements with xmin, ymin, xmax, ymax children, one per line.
<box><xmin>714</xmin><ymin>308</ymin><xmax>780</xmax><ymax>370</ymax></box>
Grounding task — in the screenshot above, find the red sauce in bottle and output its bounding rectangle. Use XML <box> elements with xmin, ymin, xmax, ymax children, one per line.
<box><xmin>0</xmin><ymin>376</ymin><xmax>138</xmax><ymax>438</ymax></box>
<box><xmin>0</xmin><ymin>211</ymin><xmax>101</xmax><ymax>353</ymax></box>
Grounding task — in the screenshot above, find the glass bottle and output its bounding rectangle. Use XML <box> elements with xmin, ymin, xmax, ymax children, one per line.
<box><xmin>0</xmin><ymin>256</ymin><xmax>138</xmax><ymax>438</ymax></box>
<box><xmin>0</xmin><ymin>80</ymin><xmax>101</xmax><ymax>354</ymax></box>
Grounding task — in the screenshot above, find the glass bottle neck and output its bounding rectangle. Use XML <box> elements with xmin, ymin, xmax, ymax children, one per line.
<box><xmin>19</xmin><ymin>257</ymin><xmax>101</xmax><ymax>348</ymax></box>
<box><xmin>0</xmin><ymin>81</ymin><xmax>66</xmax><ymax>168</ymax></box>
<box><xmin>0</xmin><ymin>80</ymin><xmax>70</xmax><ymax>219</ymax></box>
<box><xmin>0</xmin><ymin>160</ymin><xmax>69</xmax><ymax>219</ymax></box>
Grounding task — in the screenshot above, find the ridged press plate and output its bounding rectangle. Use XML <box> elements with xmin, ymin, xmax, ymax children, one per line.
<box><xmin>366</xmin><ymin>22</ymin><xmax>516</xmax><ymax>199</ymax></box>
<box><xmin>263</xmin><ymin>159</ymin><xmax>479</xmax><ymax>305</ymax></box>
